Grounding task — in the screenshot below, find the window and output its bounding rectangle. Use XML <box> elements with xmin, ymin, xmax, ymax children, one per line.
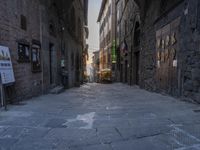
<box><xmin>31</xmin><ymin>41</ymin><xmax>41</xmax><ymax>73</ymax></box>
<box><xmin>134</xmin><ymin>22</ymin><xmax>140</xmax><ymax>47</ymax></box>
<box><xmin>78</xmin><ymin>18</ymin><xmax>82</xmax><ymax>41</ymax></box>
<box><xmin>20</xmin><ymin>15</ymin><xmax>27</xmax><ymax>30</ymax></box>
<box><xmin>108</xmin><ymin>30</ymin><xmax>111</xmax><ymax>42</ymax></box>
<box><xmin>49</xmin><ymin>20</ymin><xmax>56</xmax><ymax>37</ymax></box>
<box><xmin>108</xmin><ymin>5</ymin><xmax>111</xmax><ymax>17</ymax></box>
<box><xmin>71</xmin><ymin>52</ymin><xmax>74</xmax><ymax>70</ymax></box>
<box><xmin>70</xmin><ymin>7</ymin><xmax>76</xmax><ymax>33</ymax></box>
<box><xmin>108</xmin><ymin>51</ymin><xmax>111</xmax><ymax>64</ymax></box>
<box><xmin>18</xmin><ymin>43</ymin><xmax>30</xmax><ymax>63</ymax></box>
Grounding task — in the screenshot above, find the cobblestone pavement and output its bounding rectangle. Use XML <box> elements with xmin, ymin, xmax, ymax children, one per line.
<box><xmin>0</xmin><ymin>83</ymin><xmax>200</xmax><ymax>150</ymax></box>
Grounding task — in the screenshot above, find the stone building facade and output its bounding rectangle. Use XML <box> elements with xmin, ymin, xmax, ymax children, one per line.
<box><xmin>116</xmin><ymin>0</ymin><xmax>140</xmax><ymax>84</ymax></box>
<box><xmin>0</xmin><ymin>0</ymin><xmax>88</xmax><ymax>103</ymax></box>
<box><xmin>92</xmin><ymin>51</ymin><xmax>100</xmax><ymax>82</ymax></box>
<box><xmin>116</xmin><ymin>0</ymin><xmax>200</xmax><ymax>103</ymax></box>
<box><xmin>97</xmin><ymin>0</ymin><xmax>116</xmax><ymax>80</ymax></box>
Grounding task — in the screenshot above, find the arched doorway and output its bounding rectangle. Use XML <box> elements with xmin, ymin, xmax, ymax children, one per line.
<box><xmin>131</xmin><ymin>21</ymin><xmax>140</xmax><ymax>85</ymax></box>
<box><xmin>75</xmin><ymin>53</ymin><xmax>80</xmax><ymax>86</ymax></box>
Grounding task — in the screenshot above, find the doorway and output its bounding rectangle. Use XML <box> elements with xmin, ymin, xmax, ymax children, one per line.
<box><xmin>133</xmin><ymin>21</ymin><xmax>140</xmax><ymax>85</ymax></box>
<box><xmin>120</xmin><ymin>64</ymin><xmax>123</xmax><ymax>82</ymax></box>
<box><xmin>135</xmin><ymin>51</ymin><xmax>140</xmax><ymax>85</ymax></box>
<box><xmin>125</xmin><ymin>60</ymin><xmax>128</xmax><ymax>83</ymax></box>
<box><xmin>49</xmin><ymin>43</ymin><xmax>54</xmax><ymax>85</ymax></box>
<box><xmin>76</xmin><ymin>53</ymin><xmax>80</xmax><ymax>84</ymax></box>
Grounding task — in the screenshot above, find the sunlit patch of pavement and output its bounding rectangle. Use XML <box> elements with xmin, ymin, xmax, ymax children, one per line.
<box><xmin>63</xmin><ymin>112</ymin><xmax>96</xmax><ymax>129</ymax></box>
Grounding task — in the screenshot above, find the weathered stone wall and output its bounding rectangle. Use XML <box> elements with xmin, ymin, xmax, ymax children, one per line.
<box><xmin>0</xmin><ymin>0</ymin><xmax>44</xmax><ymax>100</ymax></box>
<box><xmin>0</xmin><ymin>0</ymin><xmax>87</xmax><ymax>102</ymax></box>
<box><xmin>180</xmin><ymin>0</ymin><xmax>200</xmax><ymax>102</ymax></box>
<box><xmin>66</xmin><ymin>0</ymin><xmax>86</xmax><ymax>87</ymax></box>
<box><xmin>139</xmin><ymin>0</ymin><xmax>200</xmax><ymax>103</ymax></box>
<box><xmin>140</xmin><ymin>0</ymin><xmax>161</xmax><ymax>91</ymax></box>
<box><xmin>116</xmin><ymin>0</ymin><xmax>140</xmax><ymax>84</ymax></box>
<box><xmin>116</xmin><ymin>0</ymin><xmax>200</xmax><ymax>103</ymax></box>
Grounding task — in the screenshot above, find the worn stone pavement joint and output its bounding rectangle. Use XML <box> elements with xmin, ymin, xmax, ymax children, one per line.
<box><xmin>0</xmin><ymin>83</ymin><xmax>200</xmax><ymax>150</ymax></box>
<box><xmin>174</xmin><ymin>144</ymin><xmax>200</xmax><ymax>150</ymax></box>
<box><xmin>136</xmin><ymin>132</ymin><xmax>163</xmax><ymax>140</ymax></box>
<box><xmin>114</xmin><ymin>127</ymin><xmax>123</xmax><ymax>138</ymax></box>
<box><xmin>167</xmin><ymin>118</ymin><xmax>176</xmax><ymax>124</ymax></box>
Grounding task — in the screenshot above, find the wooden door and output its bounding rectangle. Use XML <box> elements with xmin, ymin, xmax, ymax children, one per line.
<box><xmin>135</xmin><ymin>51</ymin><xmax>140</xmax><ymax>85</ymax></box>
<box><xmin>125</xmin><ymin>60</ymin><xmax>128</xmax><ymax>83</ymax></box>
<box><xmin>156</xmin><ymin>17</ymin><xmax>180</xmax><ymax>95</ymax></box>
<box><xmin>49</xmin><ymin>43</ymin><xmax>54</xmax><ymax>84</ymax></box>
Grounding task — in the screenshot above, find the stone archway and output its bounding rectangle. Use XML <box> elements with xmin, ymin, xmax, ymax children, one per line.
<box><xmin>133</xmin><ymin>22</ymin><xmax>140</xmax><ymax>85</ymax></box>
<box><xmin>130</xmin><ymin>17</ymin><xmax>141</xmax><ymax>86</ymax></box>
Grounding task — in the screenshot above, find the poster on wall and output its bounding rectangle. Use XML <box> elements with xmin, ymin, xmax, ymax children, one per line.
<box><xmin>31</xmin><ymin>44</ymin><xmax>41</xmax><ymax>73</ymax></box>
<box><xmin>0</xmin><ymin>46</ymin><xmax>15</xmax><ymax>84</ymax></box>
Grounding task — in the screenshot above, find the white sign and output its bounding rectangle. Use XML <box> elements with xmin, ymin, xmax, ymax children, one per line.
<box><xmin>0</xmin><ymin>46</ymin><xmax>15</xmax><ymax>84</ymax></box>
<box><xmin>173</xmin><ymin>60</ymin><xmax>178</xmax><ymax>67</ymax></box>
<box><xmin>157</xmin><ymin>61</ymin><xmax>161</xmax><ymax>68</ymax></box>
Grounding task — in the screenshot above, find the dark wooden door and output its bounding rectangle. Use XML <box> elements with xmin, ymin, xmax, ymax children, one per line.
<box><xmin>49</xmin><ymin>43</ymin><xmax>54</xmax><ymax>84</ymax></box>
<box><xmin>156</xmin><ymin>17</ymin><xmax>180</xmax><ymax>95</ymax></box>
<box><xmin>125</xmin><ymin>60</ymin><xmax>128</xmax><ymax>83</ymax></box>
<box><xmin>76</xmin><ymin>53</ymin><xmax>80</xmax><ymax>85</ymax></box>
<box><xmin>120</xmin><ymin>64</ymin><xmax>123</xmax><ymax>82</ymax></box>
<box><xmin>135</xmin><ymin>51</ymin><xmax>140</xmax><ymax>85</ymax></box>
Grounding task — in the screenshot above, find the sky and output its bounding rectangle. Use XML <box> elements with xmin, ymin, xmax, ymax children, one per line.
<box><xmin>87</xmin><ymin>0</ymin><xmax>101</xmax><ymax>64</ymax></box>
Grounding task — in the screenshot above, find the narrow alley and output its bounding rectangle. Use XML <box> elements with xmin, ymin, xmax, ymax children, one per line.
<box><xmin>0</xmin><ymin>0</ymin><xmax>200</xmax><ymax>149</ymax></box>
<box><xmin>0</xmin><ymin>83</ymin><xmax>200</xmax><ymax>150</ymax></box>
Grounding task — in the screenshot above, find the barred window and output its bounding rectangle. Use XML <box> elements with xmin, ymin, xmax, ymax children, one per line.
<box><xmin>18</xmin><ymin>43</ymin><xmax>30</xmax><ymax>63</ymax></box>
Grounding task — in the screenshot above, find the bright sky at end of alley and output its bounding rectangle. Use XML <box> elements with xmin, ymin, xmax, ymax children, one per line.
<box><xmin>87</xmin><ymin>0</ymin><xmax>101</xmax><ymax>64</ymax></box>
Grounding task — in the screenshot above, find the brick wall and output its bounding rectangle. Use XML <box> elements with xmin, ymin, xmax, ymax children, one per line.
<box><xmin>0</xmin><ymin>0</ymin><xmax>87</xmax><ymax>103</ymax></box>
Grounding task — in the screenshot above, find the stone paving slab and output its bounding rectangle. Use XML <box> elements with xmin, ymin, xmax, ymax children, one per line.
<box><xmin>11</xmin><ymin>138</ymin><xmax>70</xmax><ymax>150</ymax></box>
<box><xmin>0</xmin><ymin>83</ymin><xmax>200</xmax><ymax>150</ymax></box>
<box><xmin>0</xmin><ymin>138</ymin><xmax>18</xmax><ymax>150</ymax></box>
<box><xmin>111</xmin><ymin>137</ymin><xmax>171</xmax><ymax>150</ymax></box>
<box><xmin>70</xmin><ymin>144</ymin><xmax>112</xmax><ymax>150</ymax></box>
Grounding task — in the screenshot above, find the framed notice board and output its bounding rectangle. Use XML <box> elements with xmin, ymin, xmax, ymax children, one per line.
<box><xmin>0</xmin><ymin>46</ymin><xmax>15</xmax><ymax>84</ymax></box>
<box><xmin>18</xmin><ymin>43</ymin><xmax>30</xmax><ymax>63</ymax></box>
<box><xmin>31</xmin><ymin>41</ymin><xmax>41</xmax><ymax>73</ymax></box>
